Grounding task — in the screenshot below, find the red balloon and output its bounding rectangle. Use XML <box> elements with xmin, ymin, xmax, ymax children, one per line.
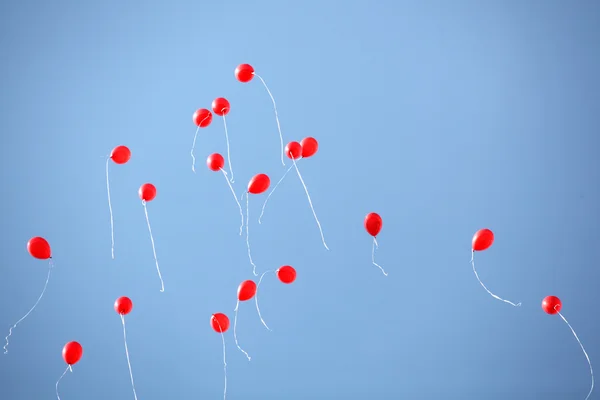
<box><xmin>114</xmin><ymin>296</ymin><xmax>133</xmax><ymax>315</ymax></box>
<box><xmin>237</xmin><ymin>280</ymin><xmax>257</xmax><ymax>301</ymax></box>
<box><xmin>110</xmin><ymin>145</ymin><xmax>131</xmax><ymax>164</ymax></box>
<box><xmin>285</xmin><ymin>141</ymin><xmax>302</xmax><ymax>160</ymax></box>
<box><xmin>27</xmin><ymin>236</ymin><xmax>51</xmax><ymax>259</ymax></box>
<box><xmin>300</xmin><ymin>137</ymin><xmax>318</xmax><ymax>158</ymax></box>
<box><xmin>207</xmin><ymin>153</ymin><xmax>225</xmax><ymax>172</ymax></box>
<box><xmin>277</xmin><ymin>265</ymin><xmax>296</xmax><ymax>284</ymax></box>
<box><xmin>542</xmin><ymin>295</ymin><xmax>562</xmax><ymax>315</ymax></box>
<box><xmin>235</xmin><ymin>64</ymin><xmax>255</xmax><ymax>83</ymax></box>
<box><xmin>212</xmin><ymin>97</ymin><xmax>230</xmax><ymax>117</ymax></box>
<box><xmin>193</xmin><ymin>108</ymin><xmax>213</xmax><ymax>128</ymax></box>
<box><xmin>364</xmin><ymin>213</ymin><xmax>383</xmax><ymax>237</ymax></box>
<box><xmin>248</xmin><ymin>173</ymin><xmax>270</xmax><ymax>194</ymax></box>
<box><xmin>138</xmin><ymin>183</ymin><xmax>156</xmax><ymax>202</ymax></box>
<box><xmin>472</xmin><ymin>228</ymin><xmax>494</xmax><ymax>251</ymax></box>
<box><xmin>62</xmin><ymin>341</ymin><xmax>83</xmax><ymax>365</ymax></box>
<box><xmin>210</xmin><ymin>313</ymin><xmax>230</xmax><ymax>333</ymax></box>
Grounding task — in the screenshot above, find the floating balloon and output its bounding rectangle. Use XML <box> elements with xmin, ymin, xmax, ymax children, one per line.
<box><xmin>300</xmin><ymin>137</ymin><xmax>319</xmax><ymax>158</ymax></box>
<box><xmin>235</xmin><ymin>64</ymin><xmax>255</xmax><ymax>83</ymax></box>
<box><xmin>233</xmin><ymin>280</ymin><xmax>258</xmax><ymax>361</ymax></box>
<box><xmin>207</xmin><ymin>153</ymin><xmax>244</xmax><ymax>235</ymax></box>
<box><xmin>211</xmin><ymin>313</ymin><xmax>230</xmax><ymax>400</ymax></box>
<box><xmin>363</xmin><ymin>212</ymin><xmax>387</xmax><ymax>276</ymax></box>
<box><xmin>469</xmin><ymin>229</ymin><xmax>520</xmax><ymax>307</ymax></box>
<box><xmin>139</xmin><ymin>183</ymin><xmax>164</xmax><ymax>292</ymax></box>
<box><xmin>191</xmin><ymin>108</ymin><xmax>213</xmax><ymax>173</ymax></box>
<box><xmin>56</xmin><ymin>342</ymin><xmax>83</xmax><ymax>400</ymax></box>
<box><xmin>114</xmin><ymin>296</ymin><xmax>133</xmax><ymax>315</ymax></box>
<box><xmin>284</xmin><ymin>141</ymin><xmax>302</xmax><ymax>160</ymax></box>
<box><xmin>114</xmin><ymin>297</ymin><xmax>139</xmax><ymax>400</ymax></box>
<box><xmin>110</xmin><ymin>146</ymin><xmax>131</xmax><ymax>164</ymax></box>
<box><xmin>106</xmin><ymin>146</ymin><xmax>131</xmax><ymax>259</ymax></box>
<box><xmin>211</xmin><ymin>97</ymin><xmax>235</xmax><ymax>183</ymax></box>
<box><xmin>542</xmin><ymin>296</ymin><xmax>594</xmax><ymax>400</ymax></box>
<box><xmin>255</xmin><ymin>265</ymin><xmax>297</xmax><ymax>331</ymax></box>
<box><xmin>243</xmin><ymin>174</ymin><xmax>272</xmax><ymax>276</ymax></box>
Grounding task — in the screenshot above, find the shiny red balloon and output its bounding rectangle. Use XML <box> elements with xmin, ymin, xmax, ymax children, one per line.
<box><xmin>542</xmin><ymin>295</ymin><xmax>562</xmax><ymax>315</ymax></box>
<box><xmin>207</xmin><ymin>153</ymin><xmax>225</xmax><ymax>172</ymax></box>
<box><xmin>237</xmin><ymin>280</ymin><xmax>257</xmax><ymax>301</ymax></box>
<box><xmin>62</xmin><ymin>341</ymin><xmax>83</xmax><ymax>365</ymax></box>
<box><xmin>212</xmin><ymin>97</ymin><xmax>230</xmax><ymax>117</ymax></box>
<box><xmin>248</xmin><ymin>174</ymin><xmax>270</xmax><ymax>194</ymax></box>
<box><xmin>210</xmin><ymin>313</ymin><xmax>230</xmax><ymax>333</ymax></box>
<box><xmin>138</xmin><ymin>183</ymin><xmax>156</xmax><ymax>202</ymax></box>
<box><xmin>114</xmin><ymin>296</ymin><xmax>133</xmax><ymax>315</ymax></box>
<box><xmin>110</xmin><ymin>145</ymin><xmax>131</xmax><ymax>164</ymax></box>
<box><xmin>285</xmin><ymin>141</ymin><xmax>302</xmax><ymax>160</ymax></box>
<box><xmin>277</xmin><ymin>266</ymin><xmax>296</xmax><ymax>284</ymax></box>
<box><xmin>193</xmin><ymin>108</ymin><xmax>213</xmax><ymax>128</ymax></box>
<box><xmin>235</xmin><ymin>64</ymin><xmax>255</xmax><ymax>83</ymax></box>
<box><xmin>472</xmin><ymin>229</ymin><xmax>494</xmax><ymax>251</ymax></box>
<box><xmin>27</xmin><ymin>237</ymin><xmax>51</xmax><ymax>259</ymax></box>
<box><xmin>364</xmin><ymin>213</ymin><xmax>383</xmax><ymax>237</ymax></box>
<box><xmin>300</xmin><ymin>137</ymin><xmax>318</xmax><ymax>158</ymax></box>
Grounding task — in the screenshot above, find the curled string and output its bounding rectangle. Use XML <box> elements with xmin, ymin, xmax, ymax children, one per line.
<box><xmin>291</xmin><ymin>156</ymin><xmax>329</xmax><ymax>250</ymax></box>
<box><xmin>121</xmin><ymin>315</ymin><xmax>139</xmax><ymax>400</ymax></box>
<box><xmin>233</xmin><ymin>301</ymin><xmax>251</xmax><ymax>361</ymax></box>
<box><xmin>255</xmin><ymin>270</ymin><xmax>276</xmax><ymax>331</ymax></box>
<box><xmin>244</xmin><ymin>193</ymin><xmax>258</xmax><ymax>276</ymax></box>
<box><xmin>372</xmin><ymin>238</ymin><xmax>388</xmax><ymax>276</ymax></box>
<box><xmin>143</xmin><ymin>200</ymin><xmax>165</xmax><ymax>292</ymax></box>
<box><xmin>221</xmin><ymin>114</ymin><xmax>234</xmax><ymax>183</ymax></box>
<box><xmin>254</xmin><ymin>73</ymin><xmax>285</xmax><ymax>167</ymax></box>
<box><xmin>55</xmin><ymin>365</ymin><xmax>72</xmax><ymax>400</ymax></box>
<box><xmin>214</xmin><ymin>319</ymin><xmax>228</xmax><ymax>400</ymax></box>
<box><xmin>4</xmin><ymin>264</ymin><xmax>53</xmax><ymax>354</ymax></box>
<box><xmin>220</xmin><ymin>169</ymin><xmax>244</xmax><ymax>235</ymax></box>
<box><xmin>191</xmin><ymin>113</ymin><xmax>212</xmax><ymax>173</ymax></box>
<box><xmin>258</xmin><ymin>163</ymin><xmax>295</xmax><ymax>224</ymax></box>
<box><xmin>557</xmin><ymin>311</ymin><xmax>594</xmax><ymax>400</ymax></box>
<box><xmin>106</xmin><ymin>157</ymin><xmax>115</xmax><ymax>259</ymax></box>
<box><xmin>470</xmin><ymin>251</ymin><xmax>521</xmax><ymax>307</ymax></box>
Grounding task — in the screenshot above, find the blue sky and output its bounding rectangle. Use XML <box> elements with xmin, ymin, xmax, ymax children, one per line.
<box><xmin>1</xmin><ymin>0</ymin><xmax>599</xmax><ymax>399</ymax></box>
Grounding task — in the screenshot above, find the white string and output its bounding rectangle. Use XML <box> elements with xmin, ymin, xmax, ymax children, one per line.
<box><xmin>4</xmin><ymin>264</ymin><xmax>53</xmax><ymax>354</ymax></box>
<box><xmin>254</xmin><ymin>73</ymin><xmax>285</xmax><ymax>167</ymax></box>
<box><xmin>258</xmin><ymin>164</ymin><xmax>294</xmax><ymax>224</ymax></box>
<box><xmin>470</xmin><ymin>251</ymin><xmax>521</xmax><ymax>307</ymax></box>
<box><xmin>143</xmin><ymin>200</ymin><xmax>165</xmax><ymax>292</ymax></box>
<box><xmin>106</xmin><ymin>158</ymin><xmax>115</xmax><ymax>259</ymax></box>
<box><xmin>221</xmin><ymin>114</ymin><xmax>234</xmax><ymax>183</ymax></box>
<box><xmin>55</xmin><ymin>365</ymin><xmax>72</xmax><ymax>400</ymax></box>
<box><xmin>372</xmin><ymin>238</ymin><xmax>388</xmax><ymax>276</ymax></box>
<box><xmin>121</xmin><ymin>315</ymin><xmax>138</xmax><ymax>400</ymax></box>
<box><xmin>191</xmin><ymin>126</ymin><xmax>200</xmax><ymax>173</ymax></box>
<box><xmin>214</xmin><ymin>319</ymin><xmax>227</xmax><ymax>400</ymax></box>
<box><xmin>290</xmin><ymin>156</ymin><xmax>329</xmax><ymax>250</ymax></box>
<box><xmin>245</xmin><ymin>193</ymin><xmax>258</xmax><ymax>276</ymax></box>
<box><xmin>220</xmin><ymin>169</ymin><xmax>243</xmax><ymax>235</ymax></box>
<box><xmin>557</xmin><ymin>311</ymin><xmax>594</xmax><ymax>400</ymax></box>
<box><xmin>255</xmin><ymin>270</ymin><xmax>275</xmax><ymax>331</ymax></box>
<box><xmin>233</xmin><ymin>301</ymin><xmax>251</xmax><ymax>361</ymax></box>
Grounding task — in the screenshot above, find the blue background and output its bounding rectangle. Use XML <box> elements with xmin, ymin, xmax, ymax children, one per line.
<box><xmin>1</xmin><ymin>0</ymin><xmax>599</xmax><ymax>399</ymax></box>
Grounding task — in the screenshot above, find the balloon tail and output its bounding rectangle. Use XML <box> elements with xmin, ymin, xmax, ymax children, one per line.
<box><xmin>121</xmin><ymin>315</ymin><xmax>139</xmax><ymax>400</ymax></box>
<box><xmin>470</xmin><ymin>251</ymin><xmax>520</xmax><ymax>307</ymax></box>
<box><xmin>291</xmin><ymin>157</ymin><xmax>329</xmax><ymax>250</ymax></box>
<box><xmin>558</xmin><ymin>311</ymin><xmax>594</xmax><ymax>400</ymax></box>
<box><xmin>221</xmin><ymin>114</ymin><xmax>234</xmax><ymax>183</ymax></box>
<box><xmin>106</xmin><ymin>158</ymin><xmax>115</xmax><ymax>259</ymax></box>
<box><xmin>258</xmin><ymin>164</ymin><xmax>294</xmax><ymax>224</ymax></box>
<box><xmin>55</xmin><ymin>365</ymin><xmax>72</xmax><ymax>400</ymax></box>
<box><xmin>214</xmin><ymin>319</ymin><xmax>228</xmax><ymax>400</ymax></box>
<box><xmin>372</xmin><ymin>238</ymin><xmax>388</xmax><ymax>276</ymax></box>
<box><xmin>245</xmin><ymin>193</ymin><xmax>258</xmax><ymax>276</ymax></box>
<box><xmin>191</xmin><ymin>125</ymin><xmax>200</xmax><ymax>173</ymax></box>
<box><xmin>220</xmin><ymin>169</ymin><xmax>244</xmax><ymax>235</ymax></box>
<box><xmin>255</xmin><ymin>270</ymin><xmax>275</xmax><ymax>331</ymax></box>
<box><xmin>143</xmin><ymin>201</ymin><xmax>165</xmax><ymax>292</ymax></box>
<box><xmin>254</xmin><ymin>73</ymin><xmax>285</xmax><ymax>167</ymax></box>
<box><xmin>4</xmin><ymin>265</ymin><xmax>53</xmax><ymax>354</ymax></box>
<box><xmin>233</xmin><ymin>301</ymin><xmax>251</xmax><ymax>361</ymax></box>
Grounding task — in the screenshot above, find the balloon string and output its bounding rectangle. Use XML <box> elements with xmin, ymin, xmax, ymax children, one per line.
<box><xmin>214</xmin><ymin>319</ymin><xmax>228</xmax><ymax>400</ymax></box>
<box><xmin>258</xmin><ymin>163</ymin><xmax>295</xmax><ymax>224</ymax></box>
<box><xmin>255</xmin><ymin>270</ymin><xmax>276</xmax><ymax>331</ymax></box>
<box><xmin>557</xmin><ymin>311</ymin><xmax>594</xmax><ymax>400</ymax></box>
<box><xmin>245</xmin><ymin>193</ymin><xmax>258</xmax><ymax>276</ymax></box>
<box><xmin>233</xmin><ymin>301</ymin><xmax>251</xmax><ymax>361</ymax></box>
<box><xmin>254</xmin><ymin>73</ymin><xmax>285</xmax><ymax>167</ymax></box>
<box><xmin>4</xmin><ymin>265</ymin><xmax>53</xmax><ymax>354</ymax></box>
<box><xmin>106</xmin><ymin>158</ymin><xmax>115</xmax><ymax>259</ymax></box>
<box><xmin>142</xmin><ymin>201</ymin><xmax>165</xmax><ymax>292</ymax></box>
<box><xmin>372</xmin><ymin>238</ymin><xmax>388</xmax><ymax>276</ymax></box>
<box><xmin>470</xmin><ymin>251</ymin><xmax>521</xmax><ymax>307</ymax></box>
<box><xmin>191</xmin><ymin>125</ymin><xmax>200</xmax><ymax>173</ymax></box>
<box><xmin>220</xmin><ymin>169</ymin><xmax>244</xmax><ymax>236</ymax></box>
<box><xmin>121</xmin><ymin>315</ymin><xmax>139</xmax><ymax>400</ymax></box>
<box><xmin>290</xmin><ymin>156</ymin><xmax>329</xmax><ymax>250</ymax></box>
<box><xmin>55</xmin><ymin>365</ymin><xmax>72</xmax><ymax>400</ymax></box>
<box><xmin>221</xmin><ymin>114</ymin><xmax>234</xmax><ymax>183</ymax></box>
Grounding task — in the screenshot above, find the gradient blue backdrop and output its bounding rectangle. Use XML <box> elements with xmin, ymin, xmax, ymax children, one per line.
<box><xmin>1</xmin><ymin>1</ymin><xmax>599</xmax><ymax>399</ymax></box>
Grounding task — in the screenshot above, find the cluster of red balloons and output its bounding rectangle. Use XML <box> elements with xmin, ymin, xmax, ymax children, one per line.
<box><xmin>284</xmin><ymin>137</ymin><xmax>319</xmax><ymax>160</ymax></box>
